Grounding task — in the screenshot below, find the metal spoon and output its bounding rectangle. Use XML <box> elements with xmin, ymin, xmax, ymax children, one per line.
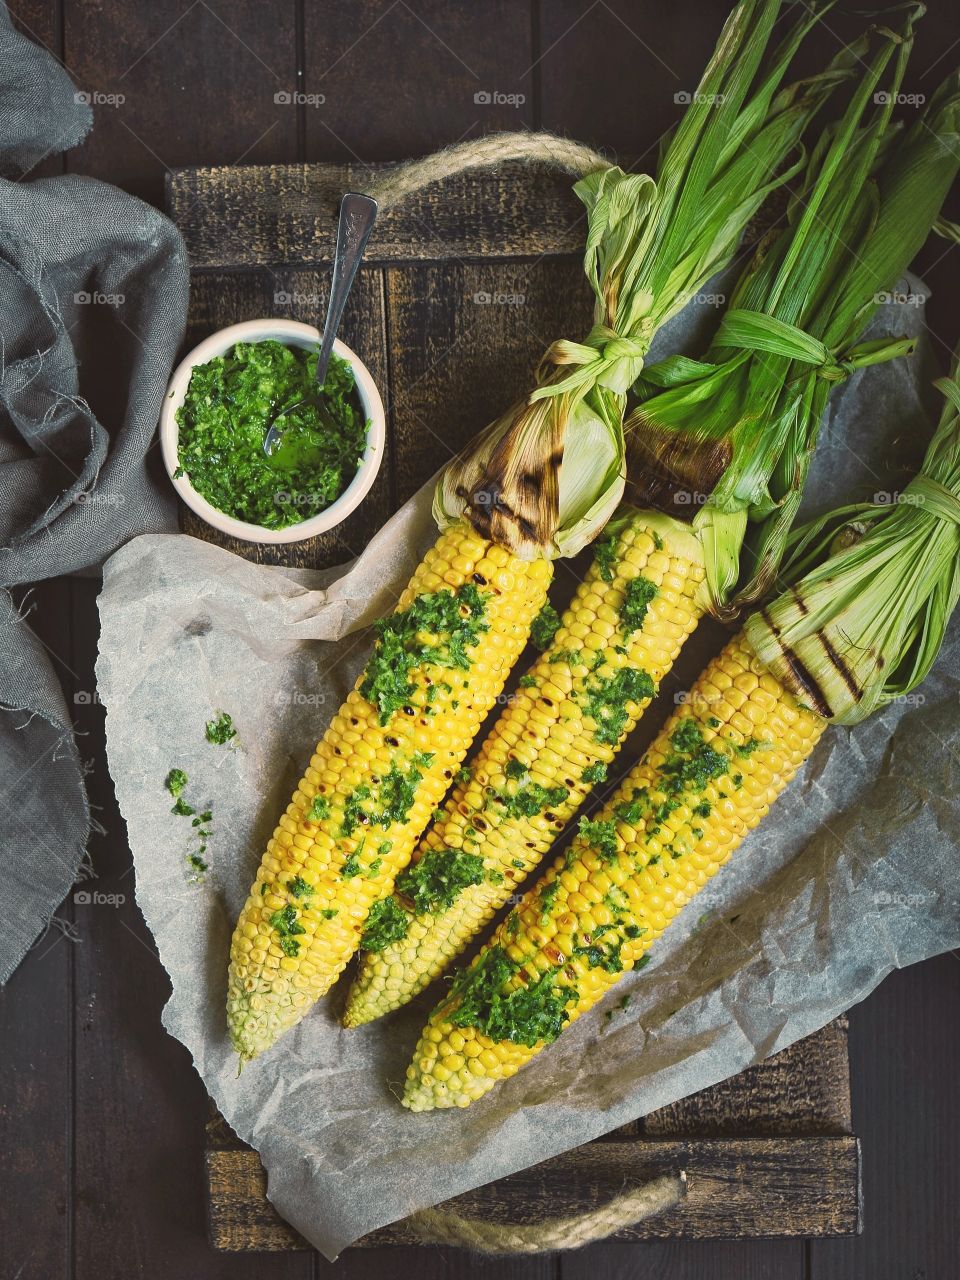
<box><xmin>263</xmin><ymin>191</ymin><xmax>378</xmax><ymax>458</ymax></box>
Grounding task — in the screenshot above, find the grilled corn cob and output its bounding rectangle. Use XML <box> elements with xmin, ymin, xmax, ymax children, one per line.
<box><xmin>344</xmin><ymin>10</ymin><xmax>960</xmax><ymax>1028</ymax></box>
<box><xmin>404</xmin><ymin>337</ymin><xmax>960</xmax><ymax>1112</ymax></box>
<box><xmin>403</xmin><ymin>629</ymin><xmax>825</xmax><ymax>1109</ymax></box>
<box><xmin>227</xmin><ymin>523</ymin><xmax>551</xmax><ymax>1061</ymax></box>
<box><xmin>227</xmin><ymin>0</ymin><xmax>885</xmax><ymax>1063</ymax></box>
<box><xmin>344</xmin><ymin>512</ymin><xmax>708</xmax><ymax>1025</ymax></box>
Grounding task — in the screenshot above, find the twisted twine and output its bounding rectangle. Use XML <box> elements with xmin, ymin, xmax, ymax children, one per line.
<box><xmin>405</xmin><ymin>1172</ymin><xmax>686</xmax><ymax>1254</ymax></box>
<box><xmin>362</xmin><ymin>131</ymin><xmax>610</xmax><ymax>209</ymax></box>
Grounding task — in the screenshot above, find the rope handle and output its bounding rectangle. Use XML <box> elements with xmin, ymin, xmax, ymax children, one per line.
<box><xmin>405</xmin><ymin>1170</ymin><xmax>686</xmax><ymax>1254</ymax></box>
<box><xmin>361</xmin><ymin>131</ymin><xmax>610</xmax><ymax>210</ymax></box>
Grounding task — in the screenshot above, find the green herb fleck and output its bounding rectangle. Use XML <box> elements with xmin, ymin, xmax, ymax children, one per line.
<box><xmin>593</xmin><ymin>534</ymin><xmax>618</xmax><ymax>583</ymax></box>
<box><xmin>548</xmin><ymin>648</ymin><xmax>581</xmax><ymax>667</ymax></box>
<box><xmin>518</xmin><ymin>674</ymin><xmax>538</xmax><ymax>689</ymax></box>
<box><xmin>396</xmin><ymin>848</ymin><xmax>485</xmax><ymax>915</ymax></box>
<box><xmin>340</xmin><ymin>852</ymin><xmax>362</xmax><ymax>879</ymax></box>
<box><xmin>171</xmin><ymin>797</ymin><xmax>195</xmax><ymax>817</ymax></box>
<box><xmin>270</xmin><ymin>903</ymin><xmax>306</xmax><ymax>957</ymax></box>
<box><xmin>615</xmin><ymin>787</ymin><xmax>650</xmax><ymax>825</ymax></box>
<box><xmin>581</xmin><ymin>761</ymin><xmax>608</xmax><ymax>785</ymax></box>
<box><xmin>286</xmin><ymin>875</ymin><xmax>314</xmax><ymax>899</ymax></box>
<box><xmin>340</xmin><ymin>784</ymin><xmax>372</xmax><ymax>838</ymax></box>
<box><xmin>449</xmin><ymin>946</ymin><xmax>573</xmax><ymax>1047</ymax></box>
<box><xmin>360</xmin><ymin>896</ymin><xmax>409</xmax><ymax>952</ymax></box>
<box><xmin>320</xmin><ymin>907</ymin><xmax>339</xmax><ymax>919</ymax></box>
<box><xmin>619</xmin><ymin>576</ymin><xmax>657</xmax><ymax>635</ymax></box>
<box><xmin>492</xmin><ymin>780</ymin><xmax>569</xmax><ymax>821</ymax></box>
<box><xmin>539</xmin><ymin>879</ymin><xmax>561</xmax><ymax>922</ymax></box>
<box><xmin>530</xmin><ymin>602</ymin><xmax>561</xmax><ymax>651</ymax></box>
<box><xmin>205</xmin><ymin>711</ymin><xmax>237</xmax><ymax>745</ymax></box>
<box><xmin>359</xmin><ymin>584</ymin><xmax>489</xmax><ymax>724</ymax></box>
<box><xmin>307</xmin><ymin>794</ymin><xmax>331</xmax><ymax>822</ymax></box>
<box><xmin>581</xmin><ymin>667</ymin><xmax>655</xmax><ymax>745</ymax></box>
<box><xmin>165</xmin><ymin>768</ymin><xmax>188</xmax><ymax>799</ymax></box>
<box><xmin>578</xmin><ymin>816</ymin><xmax>619</xmax><ymax>861</ymax></box>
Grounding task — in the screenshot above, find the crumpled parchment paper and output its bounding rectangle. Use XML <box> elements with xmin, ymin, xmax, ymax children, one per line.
<box><xmin>96</xmin><ymin>277</ymin><xmax>960</xmax><ymax>1259</ymax></box>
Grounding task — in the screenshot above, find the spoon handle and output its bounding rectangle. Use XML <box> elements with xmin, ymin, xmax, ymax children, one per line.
<box><xmin>315</xmin><ymin>192</ymin><xmax>378</xmax><ymax>388</ymax></box>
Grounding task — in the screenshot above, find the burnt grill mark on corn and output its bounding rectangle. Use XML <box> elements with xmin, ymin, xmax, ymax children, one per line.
<box><xmin>817</xmin><ymin>629</ymin><xmax>862</xmax><ymax>702</ymax></box>
<box><xmin>760</xmin><ymin>608</ymin><xmax>833</xmax><ymax>719</ymax></box>
<box><xmin>790</xmin><ymin>586</ymin><xmax>809</xmax><ymax>616</ymax></box>
<box><xmin>624</xmin><ymin>415</ymin><xmax>732</xmax><ymax>521</ymax></box>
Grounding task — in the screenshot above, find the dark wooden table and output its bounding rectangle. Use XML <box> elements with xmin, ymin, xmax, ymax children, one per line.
<box><xmin>3</xmin><ymin>3</ymin><xmax>959</xmax><ymax>1278</ymax></box>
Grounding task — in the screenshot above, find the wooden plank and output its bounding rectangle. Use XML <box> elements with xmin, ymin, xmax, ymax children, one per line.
<box><xmin>303</xmin><ymin>0</ymin><xmax>535</xmax><ymax>161</ymax></box>
<box><xmin>0</xmin><ymin>586</ymin><xmax>73</xmax><ymax>1280</ymax></box>
<box><xmin>206</xmin><ymin>1133</ymin><xmax>860</xmax><ymax>1250</ymax></box>
<box><xmin>643</xmin><ymin>1017</ymin><xmax>851</xmax><ymax>1139</ymax></box>
<box><xmin>181</xmin><ymin>268</ymin><xmax>392</xmax><ymax>568</ymax></box>
<box><xmin>539</xmin><ymin>0</ymin><xmax>730</xmax><ymax>160</ymax></box>
<box><xmin>63</xmin><ymin>0</ymin><xmax>298</xmax><ymax>206</ymax></box>
<box><xmin>560</xmin><ymin>1238</ymin><xmax>804</xmax><ymax>1280</ymax></box>
<box><xmin>166</xmin><ymin>161</ymin><xmax>587</xmax><ymax>269</ymax></box>
<box><xmin>809</xmin><ymin>956</ymin><xmax>960</xmax><ymax>1280</ymax></box>
<box><xmin>384</xmin><ymin>257</ymin><xmax>593</xmax><ymax>506</ymax></box>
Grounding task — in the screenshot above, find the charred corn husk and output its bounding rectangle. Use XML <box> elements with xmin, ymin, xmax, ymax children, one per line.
<box><xmin>227</xmin><ymin>524</ymin><xmax>551</xmax><ymax>1061</ymax></box>
<box><xmin>402</xmin><ymin>630</ymin><xmax>825</xmax><ymax>1110</ymax></box>
<box><xmin>344</xmin><ymin>511</ymin><xmax>707</xmax><ymax>1025</ymax></box>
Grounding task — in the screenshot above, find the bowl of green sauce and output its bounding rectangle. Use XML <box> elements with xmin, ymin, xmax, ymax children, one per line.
<box><xmin>160</xmin><ymin>319</ymin><xmax>385</xmax><ymax>544</ymax></box>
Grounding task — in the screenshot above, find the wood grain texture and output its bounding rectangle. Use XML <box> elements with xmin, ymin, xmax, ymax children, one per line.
<box><xmin>642</xmin><ymin>1017</ymin><xmax>851</xmax><ymax>1139</ymax></box>
<box><xmin>167</xmin><ymin>160</ymin><xmax>588</xmax><ymax>268</ymax></box>
<box><xmin>303</xmin><ymin>0</ymin><xmax>535</xmax><ymax>161</ymax></box>
<box><xmin>0</xmin><ymin>584</ymin><xmax>73</xmax><ymax>1280</ymax></box>
<box><xmin>63</xmin><ymin>0</ymin><xmax>298</xmax><ymax>206</ymax></box>
<box><xmin>173</xmin><ymin>153</ymin><xmax>860</xmax><ymax>1256</ymax></box>
<box><xmin>384</xmin><ymin>256</ymin><xmax>593</xmax><ymax>504</ymax></box>
<box><xmin>206</xmin><ymin>1128</ymin><xmax>860</xmax><ymax>1250</ymax></box>
<box><xmin>809</xmin><ymin>955</ymin><xmax>960</xmax><ymax>1280</ymax></box>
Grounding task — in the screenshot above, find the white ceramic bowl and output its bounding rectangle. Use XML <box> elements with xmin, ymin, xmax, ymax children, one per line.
<box><xmin>159</xmin><ymin>318</ymin><xmax>386</xmax><ymax>544</ymax></box>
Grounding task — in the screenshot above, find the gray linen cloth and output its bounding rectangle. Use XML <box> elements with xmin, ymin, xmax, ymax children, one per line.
<box><xmin>0</xmin><ymin>4</ymin><xmax>188</xmax><ymax>981</ymax></box>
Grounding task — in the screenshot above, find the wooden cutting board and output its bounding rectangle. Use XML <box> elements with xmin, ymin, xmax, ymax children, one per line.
<box><xmin>166</xmin><ymin>159</ymin><xmax>861</xmax><ymax>1249</ymax></box>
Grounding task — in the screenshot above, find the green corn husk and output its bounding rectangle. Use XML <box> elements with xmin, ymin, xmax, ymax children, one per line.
<box><xmin>745</xmin><ymin>362</ymin><xmax>960</xmax><ymax>724</ymax></box>
<box><xmin>434</xmin><ymin>0</ymin><xmax>846</xmax><ymax>560</ymax></box>
<box><xmin>624</xmin><ymin>8</ymin><xmax>960</xmax><ymax>613</ymax></box>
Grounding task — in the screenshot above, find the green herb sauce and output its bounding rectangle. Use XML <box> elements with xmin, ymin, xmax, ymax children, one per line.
<box><xmin>360</xmin><ymin>583</ymin><xmax>489</xmax><ymax>724</ymax></box>
<box><xmin>530</xmin><ymin>601</ymin><xmax>561</xmax><ymax>651</ymax></box>
<box><xmin>580</xmin><ymin>667</ymin><xmax>656</xmax><ymax>745</ymax></box>
<box><xmin>619</xmin><ymin>576</ymin><xmax>658</xmax><ymax>635</ymax></box>
<box><xmin>593</xmin><ymin>534</ymin><xmax>618</xmax><ymax>583</ymax></box>
<box><xmin>361</xmin><ymin>896</ymin><xmax>410</xmax><ymax>952</ymax></box>
<box><xmin>396</xmin><ymin>847</ymin><xmax>485</xmax><ymax>915</ymax></box>
<box><xmin>448</xmin><ymin>946</ymin><xmax>573</xmax><ymax>1047</ymax></box>
<box><xmin>175</xmin><ymin>342</ymin><xmax>369</xmax><ymax>529</ymax></box>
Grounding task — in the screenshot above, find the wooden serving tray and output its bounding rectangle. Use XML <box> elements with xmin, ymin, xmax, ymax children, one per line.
<box><xmin>166</xmin><ymin>159</ymin><xmax>861</xmax><ymax>1250</ymax></box>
